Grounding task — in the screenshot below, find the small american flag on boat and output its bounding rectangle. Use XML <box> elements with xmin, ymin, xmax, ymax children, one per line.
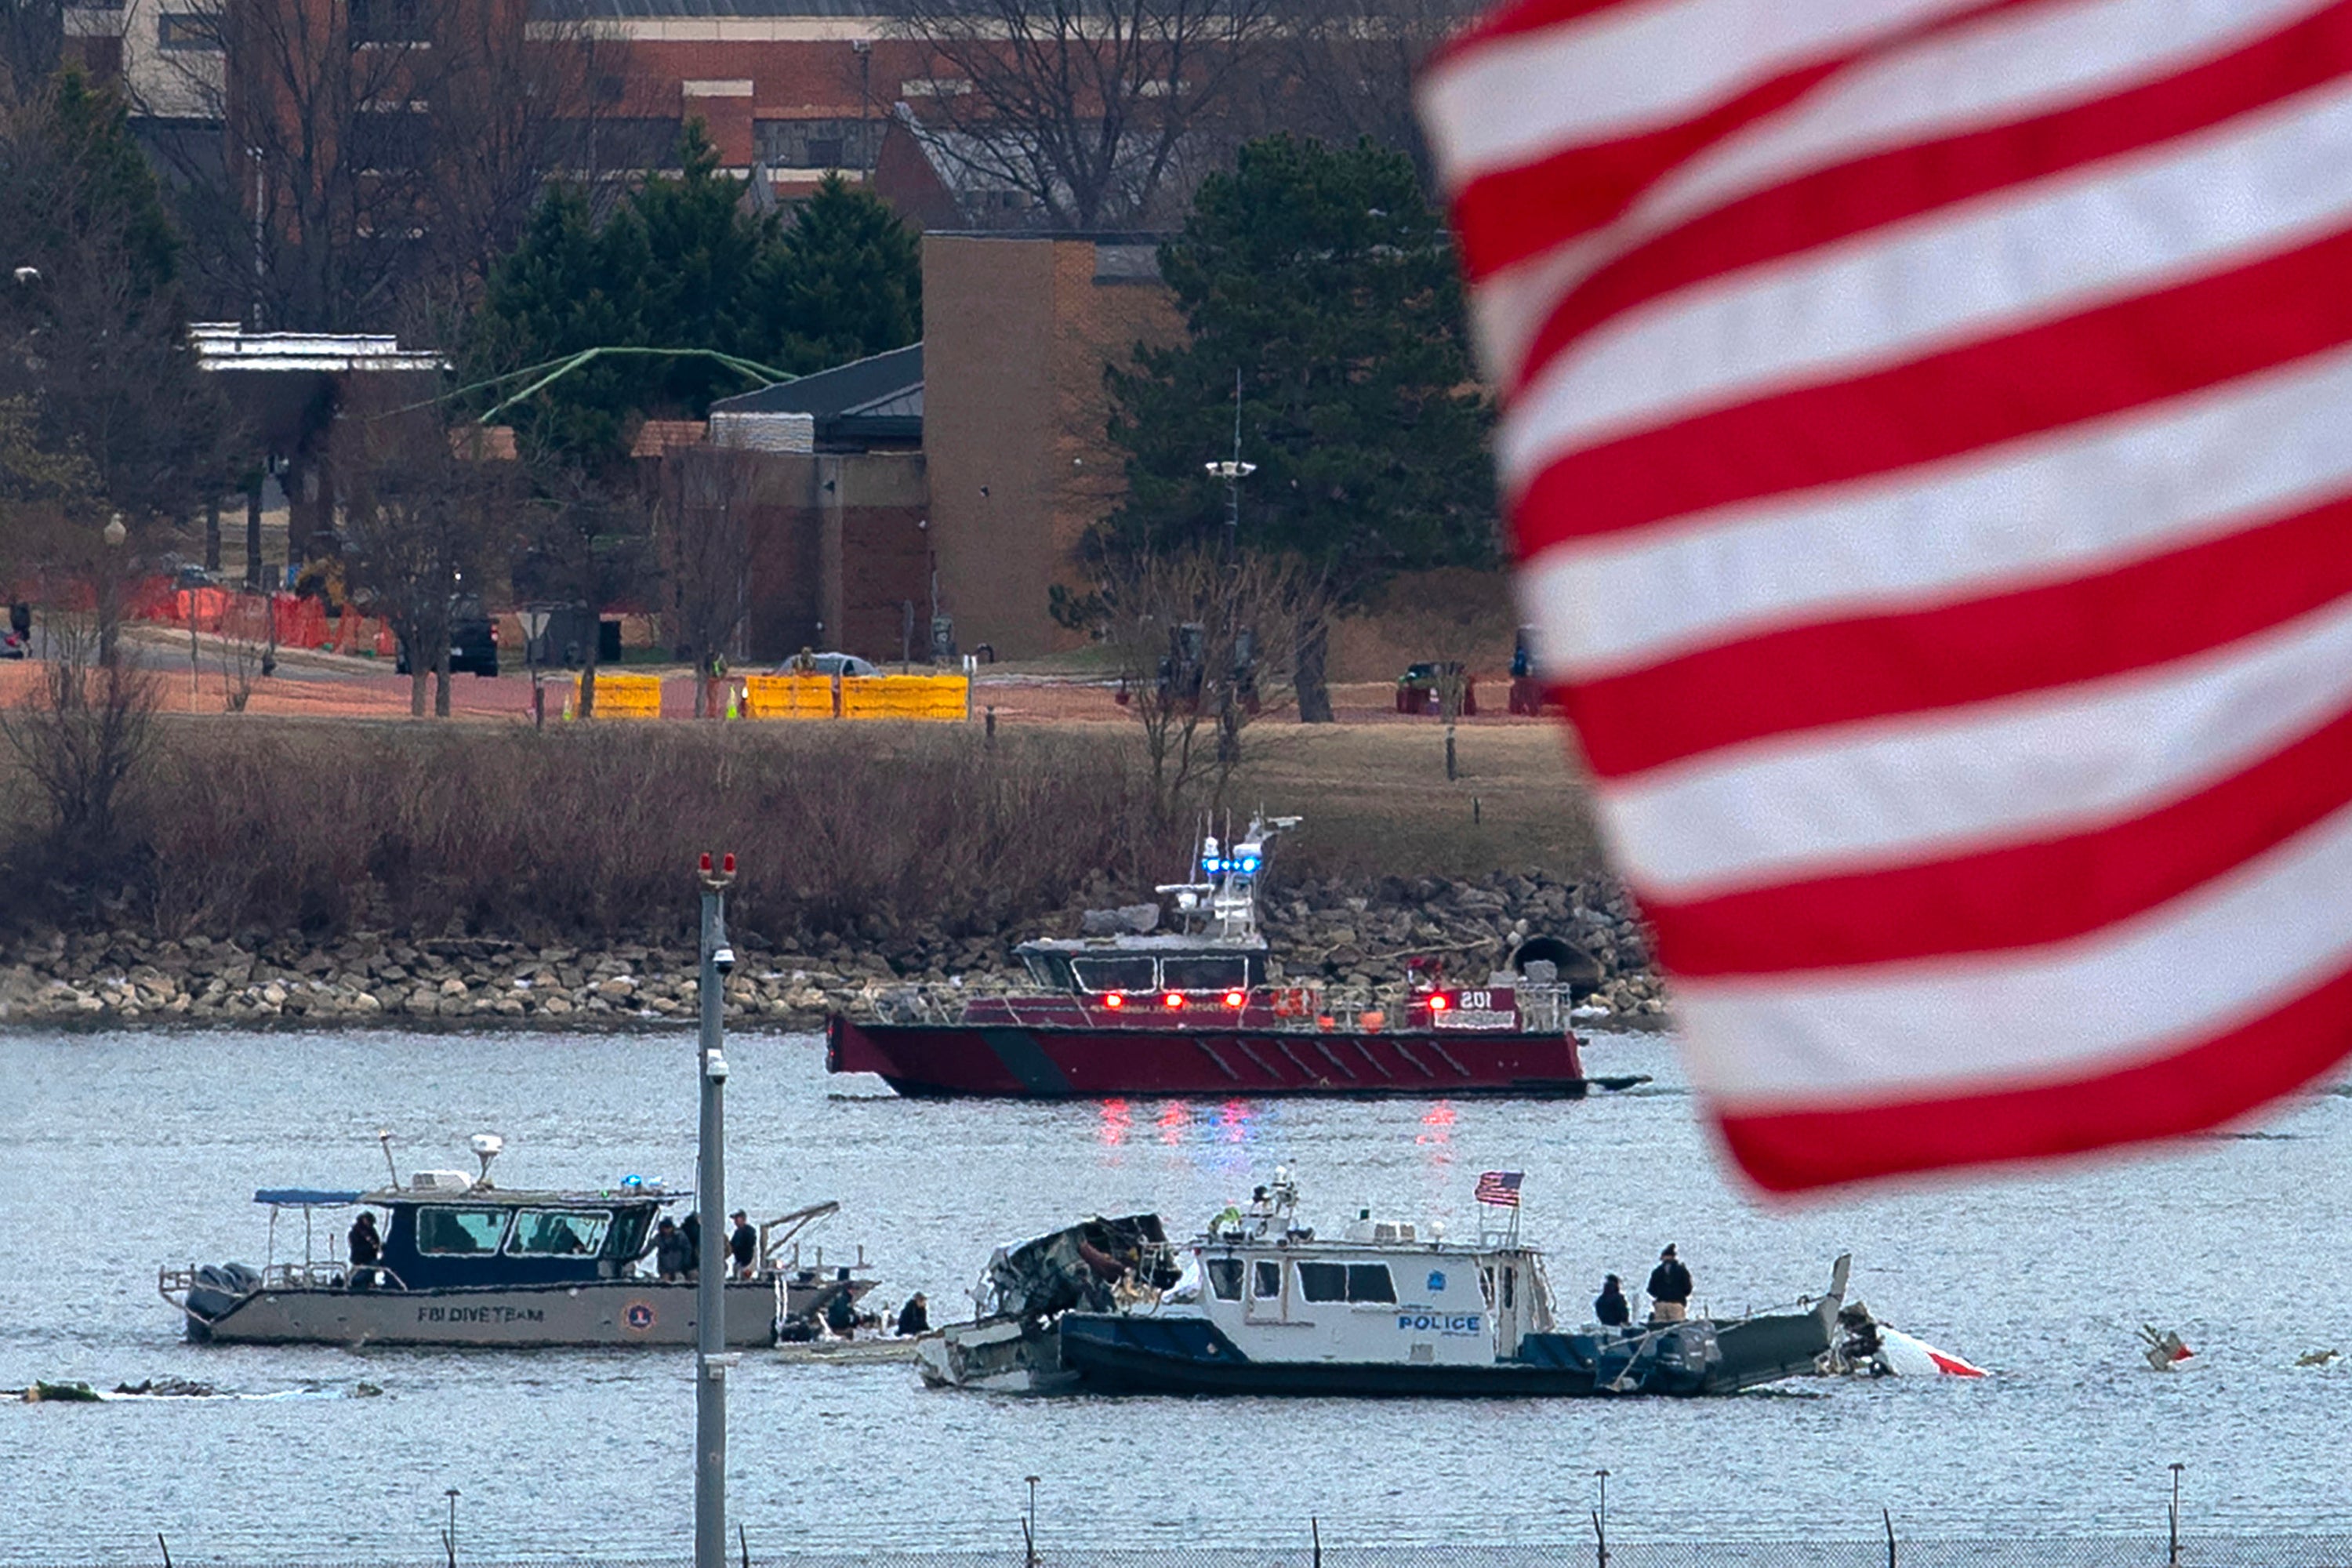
<box><xmin>1474</xmin><ymin>1171</ymin><xmax>1523</xmax><ymax>1207</ymax></box>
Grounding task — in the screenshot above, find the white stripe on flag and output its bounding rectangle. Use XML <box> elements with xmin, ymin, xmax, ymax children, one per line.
<box><xmin>1501</xmin><ymin>77</ymin><xmax>2352</xmax><ymax>487</ymax></box>
<box><xmin>1677</xmin><ymin>795</ymin><xmax>2352</xmax><ymax>1104</ymax></box>
<box><xmin>1601</xmin><ymin>590</ymin><xmax>2352</xmax><ymax>895</ymax></box>
<box><xmin>1423</xmin><ymin>0</ymin><xmax>1978</xmax><ymax>185</ymax></box>
<box><xmin>1466</xmin><ymin>0</ymin><xmax>2330</xmax><ymax>384</ymax></box>
<box><xmin>1521</xmin><ymin>341</ymin><xmax>2352</xmax><ymax>677</ymax></box>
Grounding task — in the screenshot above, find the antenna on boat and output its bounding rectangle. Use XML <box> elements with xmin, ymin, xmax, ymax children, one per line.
<box><xmin>376</xmin><ymin>1128</ymin><xmax>398</xmax><ymax>1189</ymax></box>
<box><xmin>469</xmin><ymin>1133</ymin><xmax>505</xmax><ymax>1188</ymax></box>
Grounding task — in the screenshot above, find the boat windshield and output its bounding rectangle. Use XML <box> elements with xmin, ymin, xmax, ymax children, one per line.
<box><xmin>1298</xmin><ymin>1261</ymin><xmax>1399</xmax><ymax>1303</ymax></box>
<box><xmin>1207</xmin><ymin>1258</ymin><xmax>1243</xmax><ymax>1301</ymax></box>
<box><xmin>1160</xmin><ymin>956</ymin><xmax>1250</xmax><ymax>992</ymax></box>
<box><xmin>1072</xmin><ymin>956</ymin><xmax>1157</xmax><ymax>993</ymax></box>
<box><xmin>416</xmin><ymin>1207</ymin><xmax>513</xmax><ymax>1254</ymax></box>
<box><xmin>507</xmin><ymin>1209</ymin><xmax>612</xmax><ymax>1257</ymax></box>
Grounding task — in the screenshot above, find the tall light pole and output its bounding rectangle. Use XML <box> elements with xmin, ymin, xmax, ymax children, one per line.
<box><xmin>1203</xmin><ymin>368</ymin><xmax>1254</xmax><ymax>559</ymax></box>
<box><xmin>2168</xmin><ymin>1461</ymin><xmax>2185</xmax><ymax>1566</ymax></box>
<box><xmin>695</xmin><ymin>852</ymin><xmax>737</xmax><ymax>1568</ymax></box>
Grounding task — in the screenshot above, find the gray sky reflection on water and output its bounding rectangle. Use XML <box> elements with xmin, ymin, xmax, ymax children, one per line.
<box><xmin>2</xmin><ymin>1027</ymin><xmax>2348</xmax><ymax>1559</ymax></box>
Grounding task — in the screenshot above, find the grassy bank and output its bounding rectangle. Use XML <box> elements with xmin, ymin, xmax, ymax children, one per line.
<box><xmin>0</xmin><ymin>711</ymin><xmax>1606</xmax><ymax>947</ymax></box>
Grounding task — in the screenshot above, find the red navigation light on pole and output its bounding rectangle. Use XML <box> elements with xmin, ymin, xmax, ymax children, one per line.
<box><xmin>722</xmin><ymin>853</ymin><xmax>735</xmax><ymax>874</ymax></box>
<box><xmin>699</xmin><ymin>853</ymin><xmax>713</xmax><ymax>873</ymax></box>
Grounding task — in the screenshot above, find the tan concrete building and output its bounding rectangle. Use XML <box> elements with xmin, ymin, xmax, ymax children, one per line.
<box><xmin>921</xmin><ymin>231</ymin><xmax>1181</xmax><ymax>660</ymax></box>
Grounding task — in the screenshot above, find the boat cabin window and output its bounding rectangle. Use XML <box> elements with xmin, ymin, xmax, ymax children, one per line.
<box><xmin>507</xmin><ymin>1209</ymin><xmax>612</xmax><ymax>1257</ymax></box>
<box><xmin>1072</xmin><ymin>956</ymin><xmax>1158</xmax><ymax>994</ymax></box>
<box><xmin>1207</xmin><ymin>1258</ymin><xmax>1244</xmax><ymax>1301</ymax></box>
<box><xmin>1252</xmin><ymin>1260</ymin><xmax>1281</xmax><ymax>1300</ymax></box>
<box><xmin>1298</xmin><ymin>1261</ymin><xmax>1398</xmax><ymax>1303</ymax></box>
<box><xmin>1022</xmin><ymin>953</ymin><xmax>1076</xmax><ymax>989</ymax></box>
<box><xmin>1160</xmin><ymin>956</ymin><xmax>1250</xmax><ymax>992</ymax></box>
<box><xmin>416</xmin><ymin>1207</ymin><xmax>512</xmax><ymax>1255</ymax></box>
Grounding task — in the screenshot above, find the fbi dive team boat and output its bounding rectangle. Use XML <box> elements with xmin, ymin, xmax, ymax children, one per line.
<box><xmin>830</xmin><ymin>815</ymin><xmax>1646</xmax><ymax>1099</ymax></box>
<box><xmin>159</xmin><ymin>1134</ymin><xmax>877</xmax><ymax>1348</ymax></box>
<box><xmin>916</xmin><ymin>1172</ymin><xmax>1846</xmax><ymax>1397</ymax></box>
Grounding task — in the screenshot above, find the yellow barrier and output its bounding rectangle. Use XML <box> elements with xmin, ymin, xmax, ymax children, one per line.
<box><xmin>575</xmin><ymin>671</ymin><xmax>665</xmax><ymax>720</ymax></box>
<box><xmin>840</xmin><ymin>673</ymin><xmax>971</xmax><ymax>722</ymax></box>
<box><xmin>743</xmin><ymin>673</ymin><xmax>838</xmax><ymax>720</ymax></box>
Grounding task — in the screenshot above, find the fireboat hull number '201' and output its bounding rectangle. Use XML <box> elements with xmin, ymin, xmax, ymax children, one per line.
<box><xmin>1397</xmin><ymin>1312</ymin><xmax>1483</xmax><ymax>1336</ymax></box>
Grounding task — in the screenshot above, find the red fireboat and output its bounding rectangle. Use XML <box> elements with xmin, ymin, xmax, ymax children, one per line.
<box><xmin>826</xmin><ymin>815</ymin><xmax>1646</xmax><ymax>1099</ymax></box>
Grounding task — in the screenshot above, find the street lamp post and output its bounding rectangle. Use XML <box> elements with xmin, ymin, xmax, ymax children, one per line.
<box><xmin>1203</xmin><ymin>369</ymin><xmax>1255</xmax><ymax>557</ymax></box>
<box><xmin>695</xmin><ymin>852</ymin><xmax>738</xmax><ymax>1568</ymax></box>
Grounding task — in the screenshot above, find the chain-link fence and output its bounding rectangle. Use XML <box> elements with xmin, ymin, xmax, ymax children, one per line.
<box><xmin>26</xmin><ymin>1539</ymin><xmax>2352</xmax><ymax>1568</ymax></box>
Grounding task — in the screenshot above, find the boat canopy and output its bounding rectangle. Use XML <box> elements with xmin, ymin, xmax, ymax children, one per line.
<box><xmin>253</xmin><ymin>1189</ymin><xmax>362</xmax><ymax>1207</ymax></box>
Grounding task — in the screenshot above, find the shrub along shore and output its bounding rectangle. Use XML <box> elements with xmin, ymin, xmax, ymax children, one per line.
<box><xmin>0</xmin><ymin>866</ymin><xmax>1668</xmax><ymax>1029</ymax></box>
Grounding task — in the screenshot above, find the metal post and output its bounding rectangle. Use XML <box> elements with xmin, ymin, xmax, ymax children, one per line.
<box><xmin>443</xmin><ymin>1489</ymin><xmax>459</xmax><ymax>1568</ymax></box>
<box><xmin>696</xmin><ymin>853</ymin><xmax>737</xmax><ymax>1568</ymax></box>
<box><xmin>1883</xmin><ymin>1507</ymin><xmax>1896</xmax><ymax>1568</ymax></box>
<box><xmin>1595</xmin><ymin>1468</ymin><xmax>1610</xmax><ymax>1568</ymax></box>
<box><xmin>1024</xmin><ymin>1475</ymin><xmax>1040</xmax><ymax>1568</ymax></box>
<box><xmin>2169</xmin><ymin>1463</ymin><xmax>2184</xmax><ymax>1567</ymax></box>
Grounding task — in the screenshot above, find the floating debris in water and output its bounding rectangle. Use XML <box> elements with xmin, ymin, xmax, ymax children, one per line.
<box><xmin>352</xmin><ymin>1383</ymin><xmax>383</xmax><ymax>1397</ymax></box>
<box><xmin>2140</xmin><ymin>1326</ymin><xmax>2195</xmax><ymax>1370</ymax></box>
<box><xmin>20</xmin><ymin>1381</ymin><xmax>100</xmax><ymax>1403</ymax></box>
<box><xmin>112</xmin><ymin>1378</ymin><xmax>216</xmax><ymax>1398</ymax></box>
<box><xmin>2296</xmin><ymin>1348</ymin><xmax>2340</xmax><ymax>1367</ymax></box>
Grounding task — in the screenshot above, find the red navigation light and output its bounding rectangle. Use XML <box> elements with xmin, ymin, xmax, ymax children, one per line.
<box><xmin>699</xmin><ymin>853</ymin><xmax>713</xmax><ymax>873</ymax></box>
<box><xmin>1103</xmin><ymin>993</ymin><xmax>1126</xmax><ymax>1009</ymax></box>
<box><xmin>1428</xmin><ymin>993</ymin><xmax>1450</xmax><ymax>1012</ymax></box>
<box><xmin>1222</xmin><ymin>990</ymin><xmax>1245</xmax><ymax>1009</ymax></box>
<box><xmin>721</xmin><ymin>853</ymin><xmax>736</xmax><ymax>874</ymax></box>
<box><xmin>1162</xmin><ymin>992</ymin><xmax>1185</xmax><ymax>1010</ymax></box>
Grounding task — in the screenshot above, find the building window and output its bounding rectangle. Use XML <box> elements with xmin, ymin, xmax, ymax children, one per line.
<box><xmin>351</xmin><ymin>107</ymin><xmax>430</xmax><ymax>172</ymax></box>
<box><xmin>350</xmin><ymin>0</ymin><xmax>428</xmax><ymax>45</ymax></box>
<box><xmin>753</xmin><ymin>118</ymin><xmax>880</xmax><ymax>172</ymax></box>
<box><xmin>156</xmin><ymin>13</ymin><xmax>221</xmax><ymax>50</ymax></box>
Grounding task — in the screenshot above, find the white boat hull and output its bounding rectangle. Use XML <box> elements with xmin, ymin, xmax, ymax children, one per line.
<box><xmin>186</xmin><ymin>1279</ymin><xmax>839</xmax><ymax>1348</ymax></box>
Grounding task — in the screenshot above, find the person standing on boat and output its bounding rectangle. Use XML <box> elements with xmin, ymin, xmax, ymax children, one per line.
<box><xmin>651</xmin><ymin>1218</ymin><xmax>691</xmax><ymax>1281</ymax></box>
<box><xmin>1593</xmin><ymin>1274</ymin><xmax>1630</xmax><ymax>1327</ymax></box>
<box><xmin>681</xmin><ymin>1211</ymin><xmax>702</xmax><ymax>1281</ymax></box>
<box><xmin>895</xmin><ymin>1292</ymin><xmax>929</xmax><ymax>1336</ymax></box>
<box><xmin>728</xmin><ymin>1210</ymin><xmax>757</xmax><ymax>1279</ymax></box>
<box><xmin>347</xmin><ymin>1211</ymin><xmax>381</xmax><ymax>1291</ymax></box>
<box><xmin>1647</xmin><ymin>1245</ymin><xmax>1693</xmax><ymax>1322</ymax></box>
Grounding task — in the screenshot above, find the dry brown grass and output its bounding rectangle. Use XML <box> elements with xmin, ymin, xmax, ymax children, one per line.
<box><xmin>0</xmin><ymin>706</ymin><xmax>1609</xmax><ymax>943</ymax></box>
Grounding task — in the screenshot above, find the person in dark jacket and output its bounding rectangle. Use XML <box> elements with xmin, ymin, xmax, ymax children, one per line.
<box><xmin>1647</xmin><ymin>1245</ymin><xmax>1693</xmax><ymax>1322</ymax></box>
<box><xmin>651</xmin><ymin>1219</ymin><xmax>691</xmax><ymax>1281</ymax></box>
<box><xmin>1593</xmin><ymin>1274</ymin><xmax>1629</xmax><ymax>1327</ymax></box>
<box><xmin>823</xmin><ymin>1270</ymin><xmax>858</xmax><ymax>1336</ymax></box>
<box><xmin>728</xmin><ymin>1210</ymin><xmax>758</xmax><ymax>1279</ymax></box>
<box><xmin>895</xmin><ymin>1292</ymin><xmax>930</xmax><ymax>1337</ymax></box>
<box><xmin>680</xmin><ymin>1211</ymin><xmax>702</xmax><ymax>1280</ymax></box>
<box><xmin>347</xmin><ymin>1212</ymin><xmax>382</xmax><ymax>1290</ymax></box>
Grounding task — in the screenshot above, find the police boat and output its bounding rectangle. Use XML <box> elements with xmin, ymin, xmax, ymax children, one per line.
<box><xmin>158</xmin><ymin>1133</ymin><xmax>877</xmax><ymax>1348</ymax></box>
<box><xmin>918</xmin><ymin>1171</ymin><xmax>1846</xmax><ymax>1397</ymax></box>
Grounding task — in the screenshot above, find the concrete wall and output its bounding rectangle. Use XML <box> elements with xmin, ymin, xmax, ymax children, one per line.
<box><xmin>921</xmin><ymin>232</ymin><xmax>1180</xmax><ymax>659</ymax></box>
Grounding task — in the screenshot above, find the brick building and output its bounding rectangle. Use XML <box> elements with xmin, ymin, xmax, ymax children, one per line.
<box><xmin>921</xmin><ymin>230</ymin><xmax>1179</xmax><ymax>659</ymax></box>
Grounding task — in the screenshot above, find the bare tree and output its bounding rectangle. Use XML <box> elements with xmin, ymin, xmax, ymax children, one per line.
<box><xmin>657</xmin><ymin>447</ymin><xmax>763</xmax><ymax>718</ymax></box>
<box><xmin>217</xmin><ymin>589</ymin><xmax>270</xmax><ymax>710</ymax></box>
<box><xmin>154</xmin><ymin>0</ymin><xmax>627</xmax><ymax>332</ymax></box>
<box><xmin>1238</xmin><ymin>0</ymin><xmax>1481</xmax><ymax>187</ymax></box>
<box><xmin>0</xmin><ymin>607</ymin><xmax>160</xmax><ymax>862</ymax></box>
<box><xmin>885</xmin><ymin>0</ymin><xmax>1276</xmax><ymax>230</ymax></box>
<box><xmin>339</xmin><ymin>401</ymin><xmax>517</xmax><ymax>716</ymax></box>
<box><xmin>1098</xmin><ymin>546</ymin><xmax>1319</xmax><ymax>818</ymax></box>
<box><xmin>523</xmin><ymin>463</ymin><xmax>655</xmax><ymax>719</ymax></box>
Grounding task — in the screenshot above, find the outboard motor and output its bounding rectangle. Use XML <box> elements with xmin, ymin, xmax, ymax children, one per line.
<box><xmin>183</xmin><ymin>1262</ymin><xmax>262</xmax><ymax>1335</ymax></box>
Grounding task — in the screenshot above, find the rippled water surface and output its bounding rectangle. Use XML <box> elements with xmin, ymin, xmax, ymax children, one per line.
<box><xmin>4</xmin><ymin>1027</ymin><xmax>2348</xmax><ymax>1559</ymax></box>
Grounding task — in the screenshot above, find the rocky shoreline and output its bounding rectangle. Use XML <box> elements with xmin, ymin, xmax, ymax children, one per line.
<box><xmin>0</xmin><ymin>870</ymin><xmax>1670</xmax><ymax>1031</ymax></box>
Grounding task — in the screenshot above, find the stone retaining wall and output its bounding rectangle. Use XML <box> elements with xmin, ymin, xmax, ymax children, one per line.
<box><xmin>0</xmin><ymin>870</ymin><xmax>1668</xmax><ymax>1029</ymax></box>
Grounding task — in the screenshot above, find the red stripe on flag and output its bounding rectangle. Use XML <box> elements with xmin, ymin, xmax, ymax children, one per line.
<box><xmin>1565</xmin><ymin>497</ymin><xmax>2352</xmax><ymax>779</ymax></box>
<box><xmin>1450</xmin><ymin>64</ymin><xmax>1842</xmax><ymax>280</ymax></box>
<box><xmin>1715</xmin><ymin>950</ymin><xmax>2352</xmax><ymax>1192</ymax></box>
<box><xmin>1497</xmin><ymin>3</ymin><xmax>2352</xmax><ymax>392</ymax></box>
<box><xmin>1512</xmin><ymin>222</ymin><xmax>2352</xmax><ymax>554</ymax></box>
<box><xmin>1642</xmin><ymin>702</ymin><xmax>2352</xmax><ymax>975</ymax></box>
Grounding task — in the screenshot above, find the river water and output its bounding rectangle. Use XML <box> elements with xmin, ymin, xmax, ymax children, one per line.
<box><xmin>2</xmin><ymin>1027</ymin><xmax>2348</xmax><ymax>1561</ymax></box>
